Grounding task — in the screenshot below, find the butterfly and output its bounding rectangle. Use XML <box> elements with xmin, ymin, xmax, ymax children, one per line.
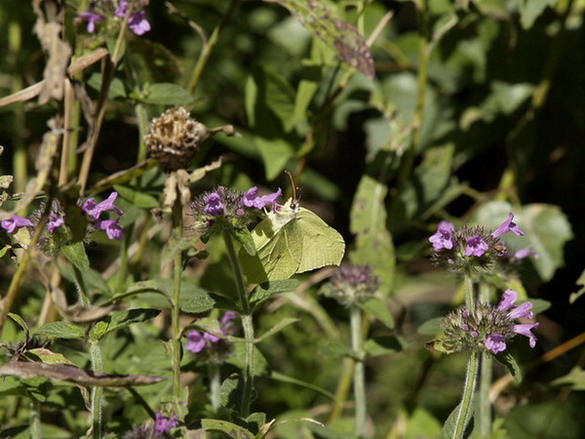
<box><xmin>240</xmin><ymin>197</ymin><xmax>345</xmax><ymax>283</ymax></box>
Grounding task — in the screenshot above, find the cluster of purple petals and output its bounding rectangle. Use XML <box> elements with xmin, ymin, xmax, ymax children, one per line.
<box><xmin>82</xmin><ymin>192</ymin><xmax>125</xmax><ymax>240</ymax></box>
<box><xmin>202</xmin><ymin>187</ymin><xmax>282</xmax><ymax>218</ymax></box>
<box><xmin>186</xmin><ymin>311</ymin><xmax>237</xmax><ymax>354</ymax></box>
<box><xmin>77</xmin><ymin>0</ymin><xmax>151</xmax><ymax>35</ymax></box>
<box><xmin>485</xmin><ymin>289</ymin><xmax>539</xmax><ymax>354</ymax></box>
<box><xmin>1</xmin><ymin>192</ymin><xmax>124</xmax><ymax>241</ymax></box>
<box><xmin>154</xmin><ymin>413</ymin><xmax>179</xmax><ymax>435</ymax></box>
<box><xmin>429</xmin><ymin>213</ymin><xmax>534</xmax><ymax>258</ymax></box>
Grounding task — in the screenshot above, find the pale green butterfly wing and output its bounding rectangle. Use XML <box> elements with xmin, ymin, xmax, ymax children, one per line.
<box><xmin>240</xmin><ymin>200</ymin><xmax>345</xmax><ymax>283</ymax></box>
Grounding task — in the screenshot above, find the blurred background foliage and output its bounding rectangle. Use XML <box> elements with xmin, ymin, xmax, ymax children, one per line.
<box><xmin>0</xmin><ymin>0</ymin><xmax>584</xmax><ymax>437</ymax></box>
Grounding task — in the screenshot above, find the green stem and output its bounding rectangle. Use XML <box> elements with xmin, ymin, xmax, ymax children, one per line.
<box><xmin>171</xmin><ymin>200</ymin><xmax>184</xmax><ymax>409</ymax></box>
<box><xmin>209</xmin><ymin>362</ymin><xmax>221</xmax><ymax>412</ymax></box>
<box><xmin>30</xmin><ymin>399</ymin><xmax>41</xmax><ymax>439</ymax></box>
<box><xmin>452</xmin><ymin>351</ymin><xmax>480</xmax><ymax>439</ymax></box>
<box><xmin>476</xmin><ymin>284</ymin><xmax>492</xmax><ymax>438</ymax></box>
<box><xmin>89</xmin><ymin>340</ymin><xmax>104</xmax><ymax>439</ymax></box>
<box><xmin>223</xmin><ymin>231</ymin><xmax>254</xmax><ymax>416</ymax></box>
<box><xmin>186</xmin><ymin>0</ymin><xmax>240</xmax><ymax>94</ymax></box>
<box><xmin>350</xmin><ymin>306</ymin><xmax>366</xmax><ymax>438</ymax></box>
<box><xmin>464</xmin><ymin>275</ymin><xmax>475</xmax><ymax>313</ymax></box>
<box><xmin>135</xmin><ymin>103</ymin><xmax>149</xmax><ymax>163</ymax></box>
<box><xmin>9</xmin><ymin>21</ymin><xmax>27</xmax><ymax>193</ymax></box>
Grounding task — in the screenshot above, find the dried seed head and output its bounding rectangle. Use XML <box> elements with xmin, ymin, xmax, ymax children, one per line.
<box><xmin>145</xmin><ymin>107</ymin><xmax>211</xmax><ymax>171</ymax></box>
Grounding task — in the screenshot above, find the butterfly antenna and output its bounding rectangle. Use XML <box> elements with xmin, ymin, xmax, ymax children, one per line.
<box><xmin>284</xmin><ymin>170</ymin><xmax>301</xmax><ymax>208</ymax></box>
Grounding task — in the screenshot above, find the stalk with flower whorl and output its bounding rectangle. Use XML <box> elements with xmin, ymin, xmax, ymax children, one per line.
<box><xmin>428</xmin><ymin>289</ymin><xmax>539</xmax><ymax>355</ymax></box>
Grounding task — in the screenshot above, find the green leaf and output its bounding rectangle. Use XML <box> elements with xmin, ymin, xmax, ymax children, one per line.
<box><xmin>179</xmin><ymin>289</ymin><xmax>216</xmax><ymax>314</ymax></box>
<box><xmin>255</xmin><ymin>318</ymin><xmax>298</xmax><ymax>342</ymax></box>
<box><xmin>32</xmin><ymin>322</ymin><xmax>85</xmax><ymax>340</ymax></box>
<box><xmin>255</xmin><ymin>137</ymin><xmax>295</xmax><ymax>181</ymax></box>
<box><xmin>270</xmin><ymin>371</ymin><xmax>336</xmax><ymax>400</ymax></box>
<box><xmin>441</xmin><ymin>402</ymin><xmax>474</xmax><ymax>439</ymax></box>
<box><xmin>228</xmin><ymin>344</ymin><xmax>269</xmax><ymax>377</ymax></box>
<box><xmin>519</xmin><ymin>0</ymin><xmax>555</xmax><ymax>29</ymax></box>
<box><xmin>113</xmin><ymin>184</ymin><xmax>160</xmax><ymax>209</ymax></box>
<box><xmin>552</xmin><ymin>366</ymin><xmax>585</xmax><ymax>390</ymax></box>
<box><xmin>201</xmin><ymin>419</ymin><xmax>254</xmax><ymax>439</ymax></box>
<box><xmin>8</xmin><ymin>313</ymin><xmax>29</xmax><ymax>337</ymax></box>
<box><xmin>473</xmin><ymin>202</ymin><xmax>573</xmax><ymax>281</ymax></box>
<box><xmin>357</xmin><ymin>297</ymin><xmax>394</xmax><ymax>329</ymax></box>
<box><xmin>140</xmin><ymin>83</ymin><xmax>194</xmax><ymax>105</ymax></box>
<box><xmin>250</xmin><ymin>279</ymin><xmax>300</xmax><ymax>306</ymax></box>
<box><xmin>90</xmin><ymin>308</ymin><xmax>160</xmax><ymax>340</ymax></box>
<box><xmin>319</xmin><ymin>340</ymin><xmax>352</xmax><ymax>359</ymax></box>
<box><xmin>363</xmin><ymin>336</ymin><xmax>406</xmax><ymax>357</ymax></box>
<box><xmin>87</xmin><ymin>73</ymin><xmax>126</xmax><ymax>99</ymax></box>
<box><xmin>27</xmin><ymin>348</ymin><xmax>76</xmax><ymax>366</ymax></box>
<box><xmin>494</xmin><ymin>351</ymin><xmax>523</xmax><ymax>382</ymax></box>
<box><xmin>350</xmin><ymin>175</ymin><xmax>395</xmax><ymax>294</ymax></box>
<box><xmin>61</xmin><ymin>241</ymin><xmax>90</xmax><ymax>272</ymax></box>
<box><xmin>231</xmin><ymin>227</ymin><xmax>256</xmax><ymax>256</ymax></box>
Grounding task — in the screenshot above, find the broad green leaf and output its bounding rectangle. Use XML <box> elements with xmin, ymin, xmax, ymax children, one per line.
<box><xmin>417</xmin><ymin>317</ymin><xmax>443</xmax><ymax>335</ymax></box>
<box><xmin>87</xmin><ymin>73</ymin><xmax>126</xmax><ymax>99</ymax></box>
<box><xmin>231</xmin><ymin>227</ymin><xmax>256</xmax><ymax>256</ymax></box>
<box><xmin>494</xmin><ymin>351</ymin><xmax>523</xmax><ymax>382</ymax></box>
<box><xmin>266</xmin><ymin>0</ymin><xmax>374</xmax><ymax>78</ymax></box>
<box><xmin>363</xmin><ymin>336</ymin><xmax>406</xmax><ymax>357</ymax></box>
<box><xmin>228</xmin><ymin>344</ymin><xmax>269</xmax><ymax>377</ymax></box>
<box><xmin>292</xmin><ymin>66</ymin><xmax>321</xmax><ymax>125</ymax></box>
<box><xmin>255</xmin><ymin>137</ymin><xmax>295</xmax><ymax>181</ymax></box>
<box><xmin>201</xmin><ymin>419</ymin><xmax>254</xmax><ymax>439</ymax></box>
<box><xmin>441</xmin><ymin>402</ymin><xmax>474</xmax><ymax>439</ymax></box>
<box><xmin>357</xmin><ymin>297</ymin><xmax>394</xmax><ymax>329</ymax></box>
<box><xmin>552</xmin><ymin>366</ymin><xmax>585</xmax><ymax>390</ymax></box>
<box><xmin>240</xmin><ymin>200</ymin><xmax>345</xmax><ymax>283</ymax></box>
<box><xmin>8</xmin><ymin>313</ymin><xmax>29</xmax><ymax>336</ymax></box>
<box><xmin>220</xmin><ymin>373</ymin><xmax>240</xmax><ymax>409</ymax></box>
<box><xmin>519</xmin><ymin>0</ymin><xmax>555</xmax><ymax>29</ymax></box>
<box><xmin>32</xmin><ymin>322</ymin><xmax>85</xmax><ymax>340</ymax></box>
<box><xmin>179</xmin><ymin>289</ymin><xmax>216</xmax><ymax>314</ymax></box>
<box><xmin>140</xmin><ymin>83</ymin><xmax>194</xmax><ymax>105</ymax></box>
<box><xmin>319</xmin><ymin>340</ymin><xmax>351</xmax><ymax>359</ymax></box>
<box><xmin>61</xmin><ymin>241</ymin><xmax>90</xmax><ymax>272</ymax></box>
<box><xmin>113</xmin><ymin>184</ymin><xmax>160</xmax><ymax>209</ymax></box>
<box><xmin>350</xmin><ymin>175</ymin><xmax>395</xmax><ymax>294</ymax></box>
<box><xmin>27</xmin><ymin>348</ymin><xmax>76</xmax><ymax>366</ymax></box>
<box><xmin>405</xmin><ymin>408</ymin><xmax>442</xmax><ymax>439</ymax></box>
<box><xmin>473</xmin><ymin>202</ymin><xmax>573</xmax><ymax>281</ymax></box>
<box><xmin>90</xmin><ymin>308</ymin><xmax>160</xmax><ymax>340</ymax></box>
<box><xmin>250</xmin><ymin>279</ymin><xmax>300</xmax><ymax>306</ymax></box>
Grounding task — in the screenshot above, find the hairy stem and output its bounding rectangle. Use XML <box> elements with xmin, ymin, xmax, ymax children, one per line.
<box><xmin>476</xmin><ymin>283</ymin><xmax>492</xmax><ymax>438</ymax></box>
<box><xmin>171</xmin><ymin>199</ymin><xmax>184</xmax><ymax>409</ymax></box>
<box><xmin>89</xmin><ymin>340</ymin><xmax>104</xmax><ymax>439</ymax></box>
<box><xmin>351</xmin><ymin>306</ymin><xmax>366</xmax><ymax>438</ymax></box>
<box><xmin>209</xmin><ymin>362</ymin><xmax>221</xmax><ymax>412</ymax></box>
<box><xmin>452</xmin><ymin>351</ymin><xmax>480</xmax><ymax>439</ymax></box>
<box><xmin>464</xmin><ymin>275</ymin><xmax>475</xmax><ymax>313</ymax></box>
<box><xmin>223</xmin><ymin>231</ymin><xmax>254</xmax><ymax>416</ymax></box>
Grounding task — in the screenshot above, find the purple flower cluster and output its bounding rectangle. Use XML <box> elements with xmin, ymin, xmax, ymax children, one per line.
<box><xmin>1</xmin><ymin>192</ymin><xmax>124</xmax><ymax>242</ymax></box>
<box><xmin>190</xmin><ymin>185</ymin><xmax>282</xmax><ymax>238</ymax></box>
<box><xmin>186</xmin><ymin>311</ymin><xmax>237</xmax><ymax>354</ymax></box>
<box><xmin>439</xmin><ymin>289</ymin><xmax>539</xmax><ymax>355</ymax></box>
<box><xmin>154</xmin><ymin>413</ymin><xmax>179</xmax><ymax>435</ymax></box>
<box><xmin>428</xmin><ymin>213</ymin><xmax>537</xmax><ymax>272</ymax></box>
<box><xmin>76</xmin><ymin>0</ymin><xmax>151</xmax><ymax>35</ymax></box>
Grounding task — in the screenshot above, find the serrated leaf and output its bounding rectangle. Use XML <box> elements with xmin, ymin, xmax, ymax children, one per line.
<box><xmin>61</xmin><ymin>241</ymin><xmax>90</xmax><ymax>272</ymax></box>
<box><xmin>201</xmin><ymin>419</ymin><xmax>254</xmax><ymax>439</ymax></box>
<box><xmin>357</xmin><ymin>297</ymin><xmax>394</xmax><ymax>329</ymax></box>
<box><xmin>141</xmin><ymin>83</ymin><xmax>194</xmax><ymax>105</ymax></box>
<box><xmin>90</xmin><ymin>308</ymin><xmax>160</xmax><ymax>340</ymax></box>
<box><xmin>250</xmin><ymin>279</ymin><xmax>300</xmax><ymax>306</ymax></box>
<box><xmin>113</xmin><ymin>184</ymin><xmax>160</xmax><ymax>209</ymax></box>
<box><xmin>32</xmin><ymin>321</ymin><xmax>86</xmax><ymax>340</ymax></box>
<box><xmin>494</xmin><ymin>351</ymin><xmax>523</xmax><ymax>382</ymax></box>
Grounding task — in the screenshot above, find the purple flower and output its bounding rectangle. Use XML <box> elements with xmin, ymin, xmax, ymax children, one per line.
<box><xmin>465</xmin><ymin>235</ymin><xmax>489</xmax><ymax>256</ymax></box>
<box><xmin>492</xmin><ymin>213</ymin><xmax>524</xmax><ymax>238</ymax></box>
<box><xmin>1</xmin><ymin>215</ymin><xmax>33</xmax><ymax>233</ymax></box>
<box><xmin>47</xmin><ymin>212</ymin><xmax>65</xmax><ymax>232</ymax></box>
<box><xmin>82</xmin><ymin>192</ymin><xmax>124</xmax><ymax>219</ymax></box>
<box><xmin>115</xmin><ymin>1</ymin><xmax>151</xmax><ymax>35</ymax></box>
<box><xmin>485</xmin><ymin>333</ymin><xmax>507</xmax><ymax>354</ymax></box>
<box><xmin>77</xmin><ymin>11</ymin><xmax>105</xmax><ymax>33</ymax></box>
<box><xmin>220</xmin><ymin>311</ymin><xmax>237</xmax><ymax>326</ymax></box>
<box><xmin>128</xmin><ymin>10</ymin><xmax>150</xmax><ymax>35</ymax></box>
<box><xmin>95</xmin><ymin>219</ymin><xmax>124</xmax><ymax>240</ymax></box>
<box><xmin>514</xmin><ymin>248</ymin><xmax>540</xmax><ymax>259</ymax></box>
<box><xmin>513</xmin><ymin>323</ymin><xmax>539</xmax><ymax>348</ymax></box>
<box><xmin>203</xmin><ymin>192</ymin><xmax>224</xmax><ymax>216</ymax></box>
<box><xmin>186</xmin><ymin>312</ymin><xmax>238</xmax><ymax>354</ymax></box>
<box><xmin>185</xmin><ymin>331</ymin><xmax>207</xmax><ymax>353</ymax></box>
<box><xmin>241</xmin><ymin>187</ymin><xmax>282</xmax><ymax>210</ymax></box>
<box><xmin>429</xmin><ymin>221</ymin><xmax>456</xmax><ymax>251</ymax></box>
<box><xmin>154</xmin><ymin>413</ymin><xmax>179</xmax><ymax>434</ymax></box>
